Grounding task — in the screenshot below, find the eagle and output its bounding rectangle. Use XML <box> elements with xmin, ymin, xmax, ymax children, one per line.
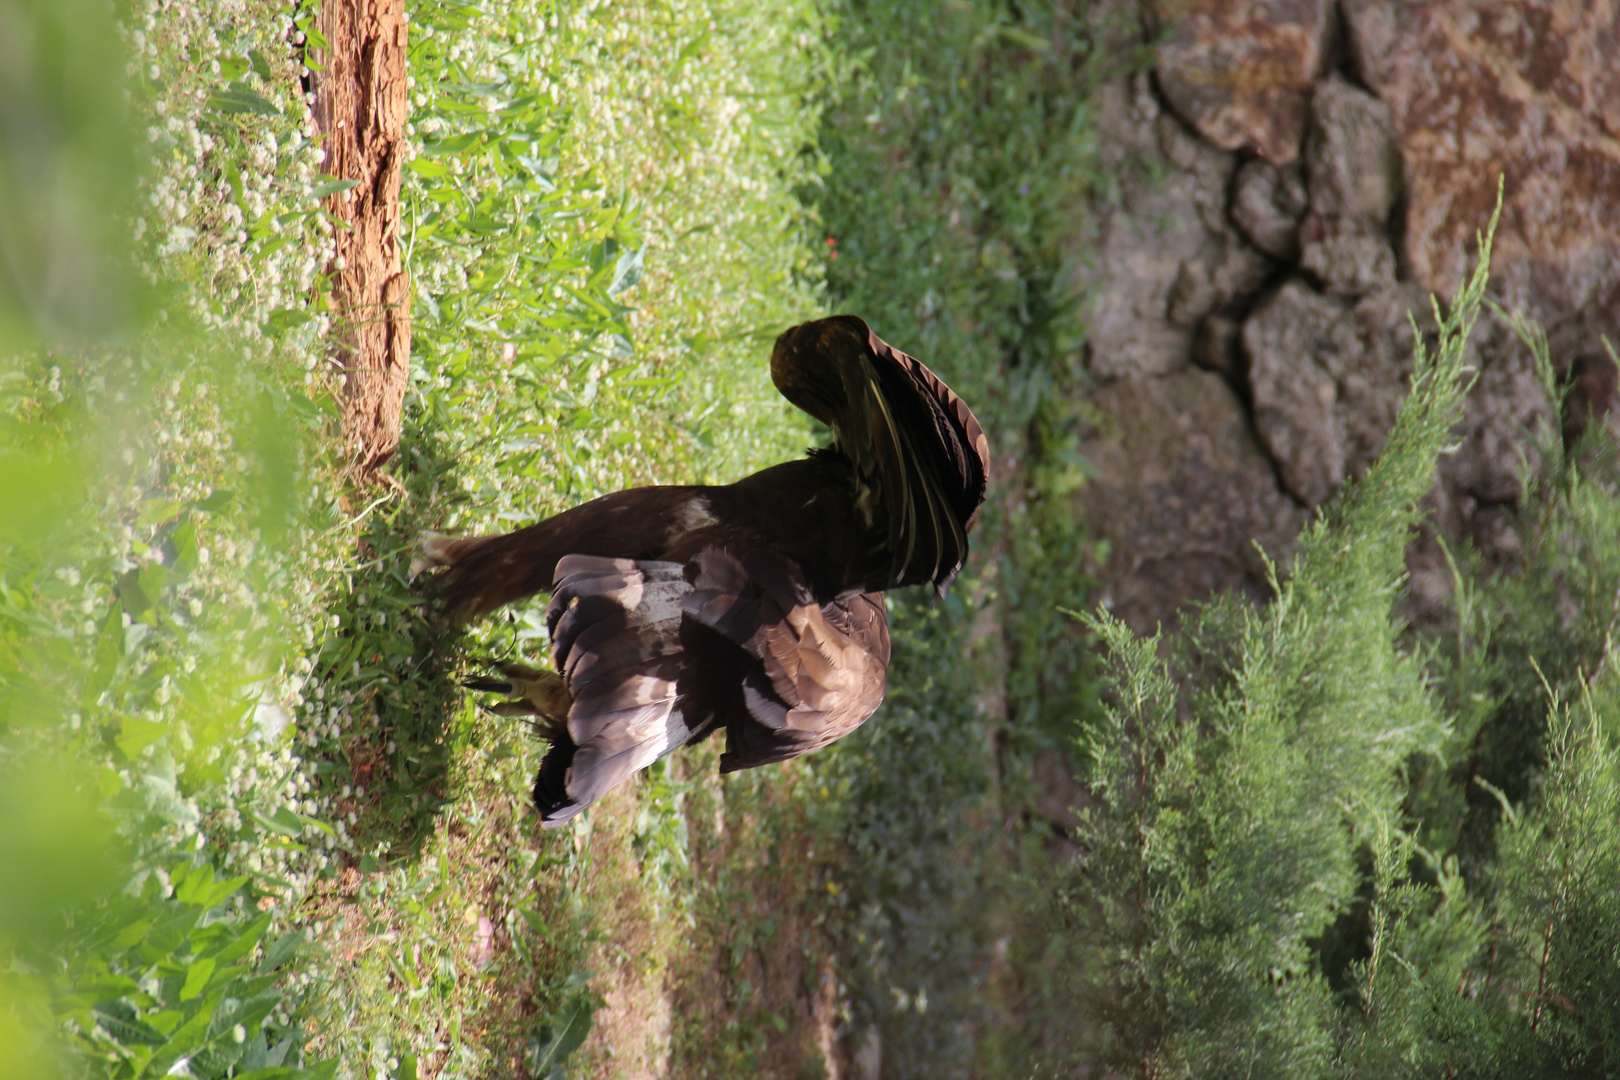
<box><xmin>419</xmin><ymin>315</ymin><xmax>989</xmax><ymax>827</ymax></box>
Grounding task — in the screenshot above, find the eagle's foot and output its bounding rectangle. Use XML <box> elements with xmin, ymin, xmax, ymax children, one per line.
<box><xmin>464</xmin><ymin>663</ymin><xmax>572</xmax><ymax>740</ymax></box>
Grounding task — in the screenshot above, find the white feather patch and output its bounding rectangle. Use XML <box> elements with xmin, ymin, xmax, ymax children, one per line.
<box><xmin>667</xmin><ymin>495</ymin><xmax>719</xmax><ymax>542</ymax></box>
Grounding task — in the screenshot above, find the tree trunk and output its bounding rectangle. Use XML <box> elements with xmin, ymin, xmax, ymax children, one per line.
<box><xmin>313</xmin><ymin>0</ymin><xmax>411</xmax><ymax>481</ymax></box>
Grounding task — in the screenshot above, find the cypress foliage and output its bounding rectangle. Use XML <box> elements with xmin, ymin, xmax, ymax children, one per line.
<box><xmin>1411</xmin><ymin>309</ymin><xmax>1620</xmax><ymax>893</ymax></box>
<box><xmin>1063</xmin><ymin>203</ymin><xmax>1500</xmax><ymax>1078</ymax></box>
<box><xmin>1345</xmin><ymin>318</ymin><xmax>1620</xmax><ymax>1078</ymax></box>
<box><xmin>1055</xmin><ymin>194</ymin><xmax>1620</xmax><ymax>1077</ymax></box>
<box><xmin>1347</xmin><ymin>675</ymin><xmax>1620</xmax><ymax>1079</ymax></box>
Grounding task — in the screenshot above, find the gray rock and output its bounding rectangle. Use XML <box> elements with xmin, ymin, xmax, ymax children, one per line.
<box><xmin>1305</xmin><ymin>75</ymin><xmax>1403</xmax><ymax>223</ymax></box>
<box><xmin>1244</xmin><ymin>281</ymin><xmax>1347</xmax><ymax>506</ymax></box>
<box><xmin>1073</xmin><ymin>369</ymin><xmax>1307</xmax><ymax>633</ymax></box>
<box><xmin>1075</xmin><ymin>76</ymin><xmax>1193</xmax><ymax>380</ymax></box>
<box><xmin>1560</xmin><ymin>338</ymin><xmax>1620</xmax><ymax>448</ymax></box>
<box><xmin>1193</xmin><ymin>313</ymin><xmax>1243</xmax><ymax>378</ymax></box>
<box><xmin>1328</xmin><ymin>284</ymin><xmax>1431</xmax><ymax>476</ymax></box>
<box><xmin>1242</xmin><ymin>280</ymin><xmax>1433</xmax><ymax>506</ymax></box>
<box><xmin>1299</xmin><ymin>74</ymin><xmax>1402</xmax><ymax>296</ymax></box>
<box><xmin>1440</xmin><ymin>315</ymin><xmax>1551</xmax><ymax>505</ymax></box>
<box><xmin>1076</xmin><ymin>79</ymin><xmax>1268</xmax><ymax>380</ymax></box>
<box><xmin>1231</xmin><ymin>158</ymin><xmax>1309</xmax><ymax>261</ymax></box>
<box><xmin>1167</xmin><ymin>229</ymin><xmax>1273</xmax><ymax>327</ymax></box>
<box><xmin>1068</xmin><ymin>0</ymin><xmax>1606</xmax><ymax>639</ymax></box>
<box><xmin>1299</xmin><ymin>229</ymin><xmax>1398</xmax><ymax>297</ymax></box>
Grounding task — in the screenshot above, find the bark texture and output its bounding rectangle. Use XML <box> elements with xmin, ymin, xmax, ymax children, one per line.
<box><xmin>314</xmin><ymin>0</ymin><xmax>411</xmax><ymax>480</ymax></box>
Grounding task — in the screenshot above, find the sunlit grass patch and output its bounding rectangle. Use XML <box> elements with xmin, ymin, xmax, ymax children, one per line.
<box><xmin>805</xmin><ymin>0</ymin><xmax>1121</xmax><ymax>1072</ymax></box>
<box><xmin>8</xmin><ymin>0</ymin><xmax>1108</xmax><ymax>1076</ymax></box>
<box><xmin>284</xmin><ymin>0</ymin><xmax>835</xmax><ymax>1073</ymax></box>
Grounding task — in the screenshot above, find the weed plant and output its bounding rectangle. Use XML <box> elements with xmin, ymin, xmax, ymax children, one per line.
<box><xmin>3</xmin><ymin>0</ymin><xmax>348</xmax><ymax>1076</ymax></box>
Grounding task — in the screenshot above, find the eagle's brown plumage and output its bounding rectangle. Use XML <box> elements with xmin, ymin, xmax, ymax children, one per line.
<box><xmin>422</xmin><ymin>315</ymin><xmax>988</xmax><ymax>826</ymax></box>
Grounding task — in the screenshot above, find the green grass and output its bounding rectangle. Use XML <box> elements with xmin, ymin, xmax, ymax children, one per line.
<box><xmin>3</xmin><ymin>0</ymin><xmax>833</xmax><ymax>1074</ymax></box>
<box><xmin>287</xmin><ymin>0</ymin><xmax>837</xmax><ymax>1074</ymax></box>
<box><xmin>801</xmin><ymin>1</ymin><xmax>1130</xmax><ymax>1072</ymax></box>
<box><xmin>310</xmin><ymin>0</ymin><xmax>1134</xmax><ymax>1073</ymax></box>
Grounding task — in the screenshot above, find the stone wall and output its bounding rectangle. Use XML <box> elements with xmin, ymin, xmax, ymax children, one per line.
<box><xmin>1070</xmin><ymin>0</ymin><xmax>1620</xmax><ymax>633</ymax></box>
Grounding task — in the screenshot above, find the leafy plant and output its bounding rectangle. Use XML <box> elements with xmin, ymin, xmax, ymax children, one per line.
<box><xmin>60</xmin><ymin>860</ymin><xmax>332</xmax><ymax>1080</ymax></box>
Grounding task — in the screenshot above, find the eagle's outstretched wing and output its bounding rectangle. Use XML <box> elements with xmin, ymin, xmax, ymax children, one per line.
<box><xmin>770</xmin><ymin>315</ymin><xmax>990</xmax><ymax>593</ymax></box>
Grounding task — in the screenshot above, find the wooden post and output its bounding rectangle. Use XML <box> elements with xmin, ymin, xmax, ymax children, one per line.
<box><xmin>312</xmin><ymin>0</ymin><xmax>411</xmax><ymax>482</ymax></box>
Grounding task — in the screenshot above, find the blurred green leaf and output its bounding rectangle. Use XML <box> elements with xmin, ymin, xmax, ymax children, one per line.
<box><xmin>309</xmin><ymin>178</ymin><xmax>359</xmax><ymax>199</ymax></box>
<box><xmin>264</xmin><ymin>308</ymin><xmax>314</xmax><ymax>337</ymax></box>
<box><xmin>207</xmin><ymin>85</ymin><xmax>281</xmax><ymax>116</ymax></box>
<box><xmin>115</xmin><ymin>717</ymin><xmax>166</xmax><ymax>758</ymax></box>
<box><xmin>0</xmin><ymin>760</ymin><xmax>117</xmax><ymax>943</ymax></box>
<box><xmin>607</xmin><ymin>247</ymin><xmax>645</xmax><ymax>298</ymax></box>
<box><xmin>172</xmin><ymin>863</ymin><xmax>249</xmax><ymax>909</ymax></box>
<box><xmin>194</xmin><ymin>488</ymin><xmax>235</xmax><ymax>514</ymax></box>
<box><xmin>257</xmin><ymin>931</ymin><xmax>303</xmax><ymax>975</ymax></box>
<box><xmin>91</xmin><ymin>1005</ymin><xmax>168</xmax><ymax>1046</ymax></box>
<box><xmin>526</xmin><ymin>990</ymin><xmax>597</xmax><ymax>1077</ymax></box>
<box><xmin>179</xmin><ymin>956</ymin><xmax>217</xmax><ymax>1001</ymax></box>
<box><xmin>136</xmin><ymin>497</ymin><xmax>185</xmax><ymax>527</ymax></box>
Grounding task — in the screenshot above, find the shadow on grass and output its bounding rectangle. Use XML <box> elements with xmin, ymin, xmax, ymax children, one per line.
<box><xmin>307</xmin><ymin>416</ymin><xmax>476</xmax><ymax>862</ymax></box>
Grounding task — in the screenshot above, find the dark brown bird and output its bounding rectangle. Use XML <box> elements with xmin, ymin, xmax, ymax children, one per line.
<box><xmin>420</xmin><ymin>315</ymin><xmax>989</xmax><ymax>827</ymax></box>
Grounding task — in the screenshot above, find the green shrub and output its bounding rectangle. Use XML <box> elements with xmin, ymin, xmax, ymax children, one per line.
<box><xmin>1060</xmin><ymin>204</ymin><xmax>1498</xmax><ymax>1077</ymax></box>
<box><xmin>1056</xmin><ymin>186</ymin><xmax>1620</xmax><ymax>1076</ymax></box>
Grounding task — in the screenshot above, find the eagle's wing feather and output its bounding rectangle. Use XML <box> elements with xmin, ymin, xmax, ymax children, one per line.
<box><xmin>683</xmin><ymin>548</ymin><xmax>890</xmax><ymax>773</ymax></box>
<box><xmin>770</xmin><ymin>315</ymin><xmax>989</xmax><ymax>592</ymax></box>
<box><xmin>536</xmin><ymin>556</ymin><xmax>694</xmax><ymax>827</ymax></box>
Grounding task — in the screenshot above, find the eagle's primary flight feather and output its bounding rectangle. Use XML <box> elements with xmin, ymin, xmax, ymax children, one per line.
<box><xmin>421</xmin><ymin>315</ymin><xmax>988</xmax><ymax>827</ymax></box>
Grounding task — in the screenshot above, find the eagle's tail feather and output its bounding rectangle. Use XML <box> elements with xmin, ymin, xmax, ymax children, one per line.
<box><xmin>533</xmin><ymin>732</ymin><xmax>582</xmax><ymax>826</ymax></box>
<box><xmin>415</xmin><ymin>486</ymin><xmax>707</xmax><ymax>622</ymax></box>
<box><xmin>415</xmin><ymin>529</ymin><xmax>557</xmax><ymax>621</ymax></box>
